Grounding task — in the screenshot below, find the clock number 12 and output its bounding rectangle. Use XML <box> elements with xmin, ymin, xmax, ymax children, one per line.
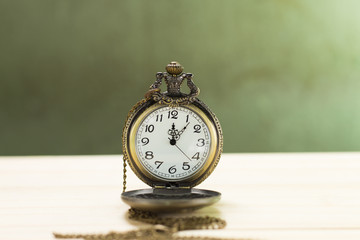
<box><xmin>168</xmin><ymin>110</ymin><xmax>178</xmax><ymax>119</ymax></box>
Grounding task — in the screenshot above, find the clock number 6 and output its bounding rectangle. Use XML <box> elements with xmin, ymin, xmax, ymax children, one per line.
<box><xmin>168</xmin><ymin>165</ymin><xmax>177</xmax><ymax>174</ymax></box>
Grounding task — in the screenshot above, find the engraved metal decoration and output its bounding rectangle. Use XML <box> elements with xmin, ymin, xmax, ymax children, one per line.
<box><xmin>145</xmin><ymin>61</ymin><xmax>200</xmax><ymax>106</ymax></box>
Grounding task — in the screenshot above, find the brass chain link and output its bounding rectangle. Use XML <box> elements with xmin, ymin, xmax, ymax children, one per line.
<box><xmin>54</xmin><ymin>208</ymin><xmax>252</xmax><ymax>240</ymax></box>
<box><xmin>54</xmin><ymin>226</ymin><xmax>173</xmax><ymax>240</ymax></box>
<box><xmin>54</xmin><ymin>224</ymin><xmax>252</xmax><ymax>240</ymax></box>
<box><xmin>128</xmin><ymin>208</ymin><xmax>226</xmax><ymax>231</ymax></box>
<box><xmin>122</xmin><ymin>98</ymin><xmax>148</xmax><ymax>193</ymax></box>
<box><xmin>123</xmin><ymin>154</ymin><xmax>127</xmax><ymax>193</ymax></box>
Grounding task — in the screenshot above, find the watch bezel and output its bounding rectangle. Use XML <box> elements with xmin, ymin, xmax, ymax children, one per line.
<box><xmin>123</xmin><ymin>99</ymin><xmax>222</xmax><ymax>188</ymax></box>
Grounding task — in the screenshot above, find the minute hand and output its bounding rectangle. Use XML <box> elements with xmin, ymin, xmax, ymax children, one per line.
<box><xmin>174</xmin><ymin>144</ymin><xmax>192</xmax><ymax>161</ymax></box>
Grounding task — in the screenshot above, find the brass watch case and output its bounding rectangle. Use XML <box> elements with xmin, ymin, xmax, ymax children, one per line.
<box><xmin>122</xmin><ymin>98</ymin><xmax>223</xmax><ymax>188</ymax></box>
<box><xmin>121</xmin><ymin>61</ymin><xmax>223</xmax><ymax>212</ymax></box>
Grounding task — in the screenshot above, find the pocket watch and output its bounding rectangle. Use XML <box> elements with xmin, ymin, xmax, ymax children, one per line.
<box><xmin>121</xmin><ymin>61</ymin><xmax>223</xmax><ymax>212</ymax></box>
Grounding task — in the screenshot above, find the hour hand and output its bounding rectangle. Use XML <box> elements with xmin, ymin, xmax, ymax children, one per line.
<box><xmin>168</xmin><ymin>123</ymin><xmax>179</xmax><ymax>145</ymax></box>
<box><xmin>168</xmin><ymin>123</ymin><xmax>179</xmax><ymax>138</ymax></box>
<box><xmin>178</xmin><ymin>122</ymin><xmax>190</xmax><ymax>137</ymax></box>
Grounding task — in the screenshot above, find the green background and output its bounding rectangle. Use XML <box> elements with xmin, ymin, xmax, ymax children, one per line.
<box><xmin>1</xmin><ymin>0</ymin><xmax>360</xmax><ymax>155</ymax></box>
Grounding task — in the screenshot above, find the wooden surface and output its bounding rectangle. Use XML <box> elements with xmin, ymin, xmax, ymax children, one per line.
<box><xmin>1</xmin><ymin>153</ymin><xmax>360</xmax><ymax>240</ymax></box>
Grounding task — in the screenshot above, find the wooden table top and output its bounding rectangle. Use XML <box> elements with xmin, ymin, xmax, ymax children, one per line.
<box><xmin>1</xmin><ymin>153</ymin><xmax>360</xmax><ymax>240</ymax></box>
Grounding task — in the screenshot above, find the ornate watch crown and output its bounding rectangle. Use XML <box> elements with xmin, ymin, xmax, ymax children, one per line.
<box><xmin>166</xmin><ymin>61</ymin><xmax>184</xmax><ymax>75</ymax></box>
<box><xmin>145</xmin><ymin>61</ymin><xmax>200</xmax><ymax>106</ymax></box>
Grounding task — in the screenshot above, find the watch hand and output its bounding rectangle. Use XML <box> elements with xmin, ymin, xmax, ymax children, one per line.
<box><xmin>168</xmin><ymin>137</ymin><xmax>176</xmax><ymax>146</ymax></box>
<box><xmin>168</xmin><ymin>123</ymin><xmax>179</xmax><ymax>142</ymax></box>
<box><xmin>177</xmin><ymin>122</ymin><xmax>190</xmax><ymax>136</ymax></box>
<box><xmin>174</xmin><ymin>144</ymin><xmax>192</xmax><ymax>161</ymax></box>
<box><xmin>168</xmin><ymin>123</ymin><xmax>175</xmax><ymax>136</ymax></box>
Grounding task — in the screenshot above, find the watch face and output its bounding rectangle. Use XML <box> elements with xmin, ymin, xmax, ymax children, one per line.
<box><xmin>135</xmin><ymin>105</ymin><xmax>211</xmax><ymax>181</ymax></box>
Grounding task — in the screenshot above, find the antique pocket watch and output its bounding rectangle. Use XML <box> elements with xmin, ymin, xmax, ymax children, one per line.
<box><xmin>121</xmin><ymin>61</ymin><xmax>223</xmax><ymax>212</ymax></box>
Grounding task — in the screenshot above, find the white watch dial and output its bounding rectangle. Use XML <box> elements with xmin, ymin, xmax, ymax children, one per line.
<box><xmin>135</xmin><ymin>106</ymin><xmax>211</xmax><ymax>181</ymax></box>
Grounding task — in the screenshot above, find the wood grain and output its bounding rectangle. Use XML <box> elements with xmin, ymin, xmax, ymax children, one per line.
<box><xmin>0</xmin><ymin>153</ymin><xmax>360</xmax><ymax>240</ymax></box>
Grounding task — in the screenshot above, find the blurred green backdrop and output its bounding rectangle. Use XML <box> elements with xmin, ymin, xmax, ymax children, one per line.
<box><xmin>1</xmin><ymin>0</ymin><xmax>360</xmax><ymax>155</ymax></box>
